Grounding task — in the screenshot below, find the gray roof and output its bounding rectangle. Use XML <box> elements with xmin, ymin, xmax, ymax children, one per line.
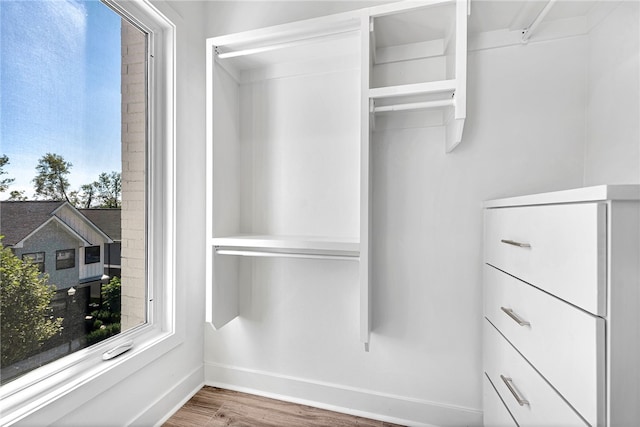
<box><xmin>78</xmin><ymin>209</ymin><xmax>122</xmax><ymax>241</ymax></box>
<box><xmin>0</xmin><ymin>201</ymin><xmax>65</xmax><ymax>246</ymax></box>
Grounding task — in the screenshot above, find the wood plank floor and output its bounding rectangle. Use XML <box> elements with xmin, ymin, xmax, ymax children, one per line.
<box><xmin>163</xmin><ymin>386</ymin><xmax>405</xmax><ymax>426</ymax></box>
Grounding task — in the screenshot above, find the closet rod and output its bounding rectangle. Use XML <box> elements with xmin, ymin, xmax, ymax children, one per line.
<box><xmin>521</xmin><ymin>0</ymin><xmax>557</xmax><ymax>42</ymax></box>
<box><xmin>373</xmin><ymin>98</ymin><xmax>454</xmax><ymax>113</ymax></box>
<box><xmin>216</xmin><ymin>28</ymin><xmax>358</xmax><ymax>60</ymax></box>
<box><xmin>216</xmin><ymin>249</ymin><xmax>359</xmax><ymax>261</ymax></box>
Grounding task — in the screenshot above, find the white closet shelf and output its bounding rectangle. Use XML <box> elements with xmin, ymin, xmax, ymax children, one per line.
<box><xmin>212</xmin><ymin>235</ymin><xmax>360</xmax><ymax>260</ymax></box>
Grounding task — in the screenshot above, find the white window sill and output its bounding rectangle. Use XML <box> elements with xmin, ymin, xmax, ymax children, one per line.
<box><xmin>0</xmin><ymin>325</ymin><xmax>182</xmax><ymax>426</ymax></box>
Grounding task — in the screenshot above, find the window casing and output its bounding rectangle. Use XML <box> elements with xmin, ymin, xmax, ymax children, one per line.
<box><xmin>0</xmin><ymin>0</ymin><xmax>176</xmax><ymax>424</ymax></box>
<box><xmin>55</xmin><ymin>249</ymin><xmax>75</xmax><ymax>270</ymax></box>
<box><xmin>22</xmin><ymin>252</ymin><xmax>45</xmax><ymax>273</ymax></box>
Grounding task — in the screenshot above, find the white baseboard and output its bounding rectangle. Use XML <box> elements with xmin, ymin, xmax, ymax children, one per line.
<box><xmin>128</xmin><ymin>364</ymin><xmax>204</xmax><ymax>427</ymax></box>
<box><xmin>204</xmin><ymin>362</ymin><xmax>482</xmax><ymax>427</ymax></box>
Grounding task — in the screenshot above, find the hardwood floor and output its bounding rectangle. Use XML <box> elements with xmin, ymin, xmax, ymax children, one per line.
<box><xmin>163</xmin><ymin>386</ymin><xmax>404</xmax><ymax>426</ymax></box>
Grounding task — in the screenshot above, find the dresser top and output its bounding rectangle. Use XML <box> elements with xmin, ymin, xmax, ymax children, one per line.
<box><xmin>484</xmin><ymin>184</ymin><xmax>640</xmax><ymax>208</ymax></box>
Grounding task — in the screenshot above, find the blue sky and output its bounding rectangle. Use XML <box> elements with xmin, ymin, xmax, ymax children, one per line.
<box><xmin>1</xmin><ymin>0</ymin><xmax>122</xmax><ymax>199</ymax></box>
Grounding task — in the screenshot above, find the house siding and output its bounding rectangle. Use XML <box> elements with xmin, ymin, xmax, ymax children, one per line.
<box><xmin>14</xmin><ymin>221</ymin><xmax>81</xmax><ymax>290</ymax></box>
<box><xmin>79</xmin><ymin>246</ymin><xmax>104</xmax><ymax>281</ymax></box>
<box><xmin>55</xmin><ymin>204</ymin><xmax>108</xmax><ymax>245</ymax></box>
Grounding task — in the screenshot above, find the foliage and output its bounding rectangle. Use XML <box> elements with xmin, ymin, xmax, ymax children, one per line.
<box><xmin>0</xmin><ymin>155</ymin><xmax>15</xmax><ymax>192</ymax></box>
<box><xmin>32</xmin><ymin>153</ymin><xmax>72</xmax><ymax>202</ymax></box>
<box><xmin>7</xmin><ymin>190</ymin><xmax>27</xmax><ymax>201</ymax></box>
<box><xmin>90</xmin><ymin>309</ymin><xmax>120</xmax><ymax>324</ymax></box>
<box><xmin>0</xmin><ymin>239</ymin><xmax>63</xmax><ymax>367</ymax></box>
<box><xmin>85</xmin><ymin>276</ymin><xmax>121</xmax><ymax>346</ymax></box>
<box><xmin>94</xmin><ymin>171</ymin><xmax>121</xmax><ymax>208</ymax></box>
<box><xmin>3</xmin><ymin>152</ymin><xmax>121</xmax><ymax>207</ymax></box>
<box><xmin>73</xmin><ymin>183</ymin><xmax>98</xmax><ymax>208</ymax></box>
<box><xmin>74</xmin><ymin>172</ymin><xmax>121</xmax><ymax>208</ymax></box>
<box><xmin>85</xmin><ymin>323</ymin><xmax>120</xmax><ymax>346</ymax></box>
<box><xmin>102</xmin><ymin>276</ymin><xmax>121</xmax><ymax>314</ymax></box>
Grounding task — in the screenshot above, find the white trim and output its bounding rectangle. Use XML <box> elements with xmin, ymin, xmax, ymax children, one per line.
<box><xmin>104</xmin><ymin>263</ymin><xmax>122</xmax><ymax>269</ymax></box>
<box><xmin>52</xmin><ymin>202</ymin><xmax>113</xmax><ymax>243</ymax></box>
<box><xmin>0</xmin><ymin>0</ymin><xmax>177</xmax><ymax>424</ymax></box>
<box><xmin>131</xmin><ymin>366</ymin><xmax>203</xmax><ymax>426</ymax></box>
<box><xmin>13</xmin><ymin>216</ymin><xmax>92</xmax><ymax>249</ymax></box>
<box><xmin>204</xmin><ymin>362</ymin><xmax>482</xmax><ymax>427</ymax></box>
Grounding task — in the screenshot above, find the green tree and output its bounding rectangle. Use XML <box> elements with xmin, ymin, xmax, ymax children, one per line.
<box><xmin>0</xmin><ymin>239</ymin><xmax>62</xmax><ymax>367</ymax></box>
<box><xmin>32</xmin><ymin>153</ymin><xmax>72</xmax><ymax>202</ymax></box>
<box><xmin>87</xmin><ymin>276</ymin><xmax>121</xmax><ymax>346</ymax></box>
<box><xmin>94</xmin><ymin>171</ymin><xmax>121</xmax><ymax>208</ymax></box>
<box><xmin>0</xmin><ymin>155</ymin><xmax>15</xmax><ymax>192</ymax></box>
<box><xmin>102</xmin><ymin>276</ymin><xmax>121</xmax><ymax>314</ymax></box>
<box><xmin>70</xmin><ymin>183</ymin><xmax>97</xmax><ymax>208</ymax></box>
<box><xmin>7</xmin><ymin>190</ymin><xmax>27</xmax><ymax>201</ymax></box>
<box><xmin>72</xmin><ymin>172</ymin><xmax>121</xmax><ymax>208</ymax></box>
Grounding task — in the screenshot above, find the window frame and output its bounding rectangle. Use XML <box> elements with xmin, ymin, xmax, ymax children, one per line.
<box><xmin>22</xmin><ymin>252</ymin><xmax>45</xmax><ymax>273</ymax></box>
<box><xmin>55</xmin><ymin>248</ymin><xmax>75</xmax><ymax>270</ymax></box>
<box><xmin>0</xmin><ymin>0</ymin><xmax>177</xmax><ymax>424</ymax></box>
<box><xmin>84</xmin><ymin>245</ymin><xmax>101</xmax><ymax>265</ymax></box>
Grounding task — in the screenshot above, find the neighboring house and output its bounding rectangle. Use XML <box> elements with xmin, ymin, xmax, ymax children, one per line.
<box><xmin>78</xmin><ymin>208</ymin><xmax>122</xmax><ymax>279</ymax></box>
<box><xmin>0</xmin><ymin>201</ymin><xmax>113</xmax><ymax>291</ymax></box>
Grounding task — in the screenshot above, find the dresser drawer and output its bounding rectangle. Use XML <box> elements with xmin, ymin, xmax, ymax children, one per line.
<box><xmin>483</xmin><ymin>374</ymin><xmax>518</xmax><ymax>427</ymax></box>
<box><xmin>483</xmin><ymin>320</ymin><xmax>588</xmax><ymax>427</ymax></box>
<box><xmin>484</xmin><ymin>203</ymin><xmax>606</xmax><ymax>315</ymax></box>
<box><xmin>484</xmin><ymin>265</ymin><xmax>605</xmax><ymax>427</ymax></box>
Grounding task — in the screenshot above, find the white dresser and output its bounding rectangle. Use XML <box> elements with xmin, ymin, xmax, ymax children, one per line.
<box><xmin>482</xmin><ymin>185</ymin><xmax>640</xmax><ymax>427</ymax></box>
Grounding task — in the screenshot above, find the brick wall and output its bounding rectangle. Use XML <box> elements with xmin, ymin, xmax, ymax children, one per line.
<box><xmin>120</xmin><ymin>19</ymin><xmax>147</xmax><ymax>331</ymax></box>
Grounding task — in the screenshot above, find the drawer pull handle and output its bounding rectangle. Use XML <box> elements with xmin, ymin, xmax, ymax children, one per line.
<box><xmin>501</xmin><ymin>239</ymin><xmax>531</xmax><ymax>248</ymax></box>
<box><xmin>500</xmin><ymin>307</ymin><xmax>531</xmax><ymax>326</ymax></box>
<box><xmin>500</xmin><ymin>375</ymin><xmax>530</xmax><ymax>406</ymax></box>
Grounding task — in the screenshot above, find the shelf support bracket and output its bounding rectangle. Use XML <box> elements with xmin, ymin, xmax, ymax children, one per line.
<box><xmin>521</xmin><ymin>0</ymin><xmax>557</xmax><ymax>43</ymax></box>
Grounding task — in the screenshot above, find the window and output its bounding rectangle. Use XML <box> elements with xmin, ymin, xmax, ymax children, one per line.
<box><xmin>0</xmin><ymin>0</ymin><xmax>175</xmax><ymax>422</ymax></box>
<box><xmin>0</xmin><ymin>0</ymin><xmax>156</xmax><ymax>385</ymax></box>
<box><xmin>55</xmin><ymin>249</ymin><xmax>75</xmax><ymax>270</ymax></box>
<box><xmin>22</xmin><ymin>252</ymin><xmax>45</xmax><ymax>273</ymax></box>
<box><xmin>85</xmin><ymin>245</ymin><xmax>100</xmax><ymax>264</ymax></box>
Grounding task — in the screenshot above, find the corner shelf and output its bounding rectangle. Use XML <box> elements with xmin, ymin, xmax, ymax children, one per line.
<box><xmin>368</xmin><ymin>0</ymin><xmax>467</xmax><ymax>152</ymax></box>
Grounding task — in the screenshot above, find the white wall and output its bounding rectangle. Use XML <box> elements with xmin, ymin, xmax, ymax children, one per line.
<box><xmin>16</xmin><ymin>2</ymin><xmax>206</xmax><ymax>425</ymax></box>
<box><xmin>202</xmin><ymin>3</ymin><xmax>588</xmax><ymax>426</ymax></box>
<box><xmin>584</xmin><ymin>1</ymin><xmax>640</xmax><ymax>185</ymax></box>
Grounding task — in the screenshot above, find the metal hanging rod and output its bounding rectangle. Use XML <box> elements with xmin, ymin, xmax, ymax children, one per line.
<box><xmin>372</xmin><ymin>98</ymin><xmax>454</xmax><ymax>113</ymax></box>
<box><xmin>216</xmin><ymin>248</ymin><xmax>359</xmax><ymax>261</ymax></box>
<box><xmin>522</xmin><ymin>0</ymin><xmax>557</xmax><ymax>43</ymax></box>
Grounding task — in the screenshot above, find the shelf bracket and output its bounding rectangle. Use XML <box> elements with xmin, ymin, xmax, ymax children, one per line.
<box><xmin>369</xmin><ymin>99</ymin><xmax>376</xmax><ymax>131</ymax></box>
<box><xmin>521</xmin><ymin>0</ymin><xmax>557</xmax><ymax>43</ymax></box>
<box><xmin>369</xmin><ymin>17</ymin><xmax>377</xmax><ymax>65</ymax></box>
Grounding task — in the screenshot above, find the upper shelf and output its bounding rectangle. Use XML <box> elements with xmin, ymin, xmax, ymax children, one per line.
<box><xmin>206</xmin><ymin>0</ymin><xmax>467</xmax><ymax>150</ymax></box>
<box><xmin>209</xmin><ymin>9</ymin><xmax>361</xmax><ymax>81</ymax></box>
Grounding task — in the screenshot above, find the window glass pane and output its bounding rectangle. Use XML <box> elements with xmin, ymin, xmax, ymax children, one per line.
<box><xmin>22</xmin><ymin>252</ymin><xmax>45</xmax><ymax>273</ymax></box>
<box><xmin>85</xmin><ymin>246</ymin><xmax>101</xmax><ymax>264</ymax></box>
<box><xmin>0</xmin><ymin>0</ymin><xmax>147</xmax><ymax>384</ymax></box>
<box><xmin>56</xmin><ymin>249</ymin><xmax>76</xmax><ymax>270</ymax></box>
